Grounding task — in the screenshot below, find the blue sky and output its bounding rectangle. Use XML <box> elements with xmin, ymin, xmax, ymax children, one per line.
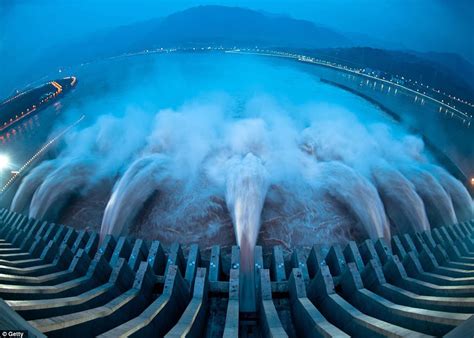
<box><xmin>1</xmin><ymin>0</ymin><xmax>473</xmax><ymax>63</ymax></box>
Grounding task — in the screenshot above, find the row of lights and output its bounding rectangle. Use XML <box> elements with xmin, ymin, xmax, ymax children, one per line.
<box><xmin>1</xmin><ymin>81</ymin><xmax>63</xmax><ymax>132</ymax></box>
<box><xmin>0</xmin><ymin>115</ymin><xmax>85</xmax><ymax>194</ymax></box>
<box><xmin>230</xmin><ymin>48</ymin><xmax>473</xmax><ymax>117</ymax></box>
<box><xmin>114</xmin><ymin>44</ymin><xmax>473</xmax><ymax>109</ymax></box>
<box><xmin>230</xmin><ymin>48</ymin><xmax>472</xmax><ymax>122</ymax></box>
<box><xmin>60</xmin><ymin>45</ymin><xmax>474</xmax><ymax>111</ymax></box>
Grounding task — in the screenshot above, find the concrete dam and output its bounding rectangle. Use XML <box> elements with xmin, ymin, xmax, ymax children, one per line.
<box><xmin>0</xmin><ymin>209</ymin><xmax>474</xmax><ymax>336</ymax></box>
<box><xmin>0</xmin><ymin>50</ymin><xmax>473</xmax><ymax>337</ymax></box>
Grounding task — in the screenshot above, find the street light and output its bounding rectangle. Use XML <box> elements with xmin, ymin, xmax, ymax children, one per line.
<box><xmin>0</xmin><ymin>154</ymin><xmax>10</xmax><ymax>190</ymax></box>
<box><xmin>0</xmin><ymin>154</ymin><xmax>10</xmax><ymax>170</ymax></box>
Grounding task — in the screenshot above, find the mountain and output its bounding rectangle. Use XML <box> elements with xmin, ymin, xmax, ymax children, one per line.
<box><xmin>344</xmin><ymin>32</ymin><xmax>406</xmax><ymax>51</ymax></box>
<box><xmin>410</xmin><ymin>51</ymin><xmax>474</xmax><ymax>90</ymax></box>
<box><xmin>155</xmin><ymin>6</ymin><xmax>352</xmax><ymax>48</ymax></box>
<box><xmin>39</xmin><ymin>6</ymin><xmax>354</xmax><ymax>68</ymax></box>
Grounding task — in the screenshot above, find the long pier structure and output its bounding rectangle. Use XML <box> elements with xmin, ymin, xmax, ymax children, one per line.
<box><xmin>0</xmin><ymin>209</ymin><xmax>473</xmax><ymax>336</ymax></box>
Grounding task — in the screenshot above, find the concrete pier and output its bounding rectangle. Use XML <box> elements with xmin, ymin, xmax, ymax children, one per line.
<box><xmin>0</xmin><ymin>209</ymin><xmax>473</xmax><ymax>336</ymax></box>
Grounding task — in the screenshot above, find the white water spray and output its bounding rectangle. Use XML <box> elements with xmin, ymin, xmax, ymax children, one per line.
<box><xmin>225</xmin><ymin>153</ymin><xmax>268</xmax><ymax>312</ymax></box>
<box><xmin>11</xmin><ymin>53</ymin><xmax>473</xmax><ymax>256</ymax></box>
<box><xmin>372</xmin><ymin>166</ymin><xmax>430</xmax><ymax>234</ymax></box>
<box><xmin>313</xmin><ymin>161</ymin><xmax>391</xmax><ymax>241</ymax></box>
<box><xmin>429</xmin><ymin>165</ymin><xmax>473</xmax><ymax>222</ymax></box>
<box><xmin>11</xmin><ymin>161</ymin><xmax>56</xmax><ymax>213</ymax></box>
<box><xmin>29</xmin><ymin>160</ymin><xmax>95</xmax><ymax>220</ymax></box>
<box><xmin>100</xmin><ymin>154</ymin><xmax>169</xmax><ymax>239</ymax></box>
<box><xmin>402</xmin><ymin>166</ymin><xmax>458</xmax><ymax>227</ymax></box>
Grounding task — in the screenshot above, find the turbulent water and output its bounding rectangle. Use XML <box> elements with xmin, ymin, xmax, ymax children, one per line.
<box><xmin>11</xmin><ymin>53</ymin><xmax>473</xmax><ymax>257</ymax></box>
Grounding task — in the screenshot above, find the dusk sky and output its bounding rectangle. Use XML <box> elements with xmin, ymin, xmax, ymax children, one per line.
<box><xmin>1</xmin><ymin>0</ymin><xmax>473</xmax><ymax>64</ymax></box>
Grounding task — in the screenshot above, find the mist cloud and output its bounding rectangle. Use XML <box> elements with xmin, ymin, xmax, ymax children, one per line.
<box><xmin>11</xmin><ymin>54</ymin><xmax>473</xmax><ymax>250</ymax></box>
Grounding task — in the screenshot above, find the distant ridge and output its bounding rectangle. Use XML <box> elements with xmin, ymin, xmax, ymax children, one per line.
<box><xmin>157</xmin><ymin>6</ymin><xmax>352</xmax><ymax>48</ymax></box>
<box><xmin>45</xmin><ymin>5</ymin><xmax>353</xmax><ymax>66</ymax></box>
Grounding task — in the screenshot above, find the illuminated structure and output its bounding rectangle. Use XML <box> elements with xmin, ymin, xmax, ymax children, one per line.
<box><xmin>0</xmin><ymin>77</ymin><xmax>77</xmax><ymax>132</ymax></box>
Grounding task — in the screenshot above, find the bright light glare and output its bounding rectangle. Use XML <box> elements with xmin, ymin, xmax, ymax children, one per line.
<box><xmin>0</xmin><ymin>154</ymin><xmax>10</xmax><ymax>170</ymax></box>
